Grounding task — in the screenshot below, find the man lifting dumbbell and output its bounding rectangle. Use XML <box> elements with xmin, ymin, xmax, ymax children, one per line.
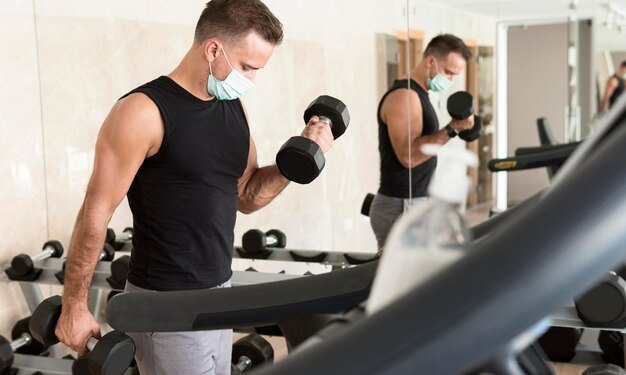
<box><xmin>370</xmin><ymin>34</ymin><xmax>475</xmax><ymax>251</ymax></box>
<box><xmin>55</xmin><ymin>1</ymin><xmax>333</xmax><ymax>374</ymax></box>
<box><xmin>29</xmin><ymin>296</ymin><xmax>135</xmax><ymax>375</ymax></box>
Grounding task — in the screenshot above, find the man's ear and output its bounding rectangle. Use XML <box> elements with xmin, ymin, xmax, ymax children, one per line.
<box><xmin>204</xmin><ymin>39</ymin><xmax>221</xmax><ymax>63</ymax></box>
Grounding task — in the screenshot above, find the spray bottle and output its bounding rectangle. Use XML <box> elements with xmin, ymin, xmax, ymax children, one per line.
<box><xmin>367</xmin><ymin>144</ymin><xmax>479</xmax><ymax>314</ymax></box>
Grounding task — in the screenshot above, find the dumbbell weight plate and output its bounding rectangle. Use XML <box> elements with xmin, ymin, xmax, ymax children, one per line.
<box><xmin>302</xmin><ymin>95</ymin><xmax>350</xmax><ymax>139</ymax></box>
<box><xmin>575</xmin><ymin>273</ymin><xmax>626</xmax><ymax>327</ymax></box>
<box><xmin>458</xmin><ymin>115</ymin><xmax>483</xmax><ymax>142</ymax></box>
<box><xmin>447</xmin><ymin>91</ymin><xmax>474</xmax><ymax>120</ymax></box>
<box><xmin>276</xmin><ymin>137</ymin><xmax>325</xmax><ymax>184</ymax></box>
<box><xmin>232</xmin><ymin>334</ymin><xmax>274</xmax><ymax>371</ymax></box>
<box><xmin>266</xmin><ymin>230</ymin><xmax>286</xmax><ymax>248</ymax></box>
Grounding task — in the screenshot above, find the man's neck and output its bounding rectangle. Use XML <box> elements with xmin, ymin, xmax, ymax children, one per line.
<box><xmin>168</xmin><ymin>48</ymin><xmax>213</xmax><ymax>101</ymax></box>
<box><xmin>409</xmin><ymin>62</ymin><xmax>429</xmax><ymax>92</ymax></box>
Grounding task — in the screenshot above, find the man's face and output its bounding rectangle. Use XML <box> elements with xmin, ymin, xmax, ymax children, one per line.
<box><xmin>213</xmin><ymin>32</ymin><xmax>275</xmax><ymax>82</ymax></box>
<box><xmin>432</xmin><ymin>52</ymin><xmax>467</xmax><ymax>81</ymax></box>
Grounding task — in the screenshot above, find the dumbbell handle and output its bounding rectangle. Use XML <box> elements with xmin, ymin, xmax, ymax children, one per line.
<box><xmin>235</xmin><ymin>356</ymin><xmax>252</xmax><ymax>372</ymax></box>
<box><xmin>11</xmin><ymin>332</ymin><xmax>32</xmax><ymax>351</ymax></box>
<box><xmin>30</xmin><ymin>248</ymin><xmax>56</xmax><ymax>263</ymax></box>
<box><xmin>86</xmin><ymin>337</ymin><xmax>98</xmax><ymax>352</ymax></box>
<box><xmin>116</xmin><ymin>232</ymin><xmax>132</xmax><ymax>242</ymax></box>
<box><xmin>316</xmin><ymin>116</ymin><xmax>332</xmax><ymax>128</ymax></box>
<box><xmin>266</xmin><ymin>236</ymin><xmax>279</xmax><ymax>247</ymax></box>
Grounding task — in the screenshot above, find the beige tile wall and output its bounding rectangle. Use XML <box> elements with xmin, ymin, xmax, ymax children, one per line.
<box><xmin>0</xmin><ymin>0</ymin><xmax>495</xmax><ymax>340</ymax></box>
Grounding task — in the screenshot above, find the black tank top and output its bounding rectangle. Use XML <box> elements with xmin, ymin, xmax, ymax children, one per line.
<box><xmin>123</xmin><ymin>76</ymin><xmax>250</xmax><ymax>291</ymax></box>
<box><xmin>610</xmin><ymin>74</ymin><xmax>625</xmax><ymax>109</ymax></box>
<box><xmin>377</xmin><ymin>79</ymin><xmax>439</xmax><ymax>198</ymax></box>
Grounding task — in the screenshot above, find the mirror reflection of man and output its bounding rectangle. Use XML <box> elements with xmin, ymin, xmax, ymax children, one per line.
<box><xmin>600</xmin><ymin>60</ymin><xmax>626</xmax><ymax>113</ymax></box>
<box><xmin>369</xmin><ymin>34</ymin><xmax>473</xmax><ymax>251</ymax></box>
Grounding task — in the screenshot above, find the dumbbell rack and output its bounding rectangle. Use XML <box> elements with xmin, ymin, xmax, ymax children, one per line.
<box><xmin>549</xmin><ymin>306</ymin><xmax>626</xmax><ymax>368</ymax></box>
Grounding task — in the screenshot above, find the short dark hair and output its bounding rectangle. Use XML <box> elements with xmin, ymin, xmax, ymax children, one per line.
<box><xmin>621</xmin><ymin>60</ymin><xmax>626</xmax><ymax>69</ymax></box>
<box><xmin>423</xmin><ymin>34</ymin><xmax>472</xmax><ymax>62</ymax></box>
<box><xmin>194</xmin><ymin>0</ymin><xmax>283</xmax><ymax>46</ymax></box>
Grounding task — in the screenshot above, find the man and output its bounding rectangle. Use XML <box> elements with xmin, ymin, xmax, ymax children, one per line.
<box><xmin>600</xmin><ymin>60</ymin><xmax>626</xmax><ymax>113</ymax></box>
<box><xmin>369</xmin><ymin>34</ymin><xmax>473</xmax><ymax>251</ymax></box>
<box><xmin>54</xmin><ymin>1</ymin><xmax>333</xmax><ymax>374</ymax></box>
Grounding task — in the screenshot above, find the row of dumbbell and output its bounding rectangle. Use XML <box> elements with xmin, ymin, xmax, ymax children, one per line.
<box><xmin>4</xmin><ymin>240</ymin><xmax>131</xmax><ymax>290</ymax></box>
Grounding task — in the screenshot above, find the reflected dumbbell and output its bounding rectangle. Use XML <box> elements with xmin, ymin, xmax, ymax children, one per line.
<box><xmin>55</xmin><ymin>243</ymin><xmax>116</xmax><ymax>284</ymax></box>
<box><xmin>231</xmin><ymin>334</ymin><xmax>273</xmax><ymax>374</ymax></box>
<box><xmin>447</xmin><ymin>91</ymin><xmax>483</xmax><ymax>142</ymax></box>
<box><xmin>241</xmin><ymin>229</ymin><xmax>287</xmax><ymax>256</ymax></box>
<box><xmin>5</xmin><ymin>240</ymin><xmax>64</xmax><ymax>281</ymax></box>
<box><xmin>361</xmin><ymin>193</ymin><xmax>375</xmax><ymax>217</ymax></box>
<box><xmin>106</xmin><ymin>255</ymin><xmax>131</xmax><ymax>290</ymax></box>
<box><xmin>29</xmin><ymin>295</ymin><xmax>135</xmax><ymax>375</ymax></box>
<box><xmin>106</xmin><ymin>227</ymin><xmax>133</xmax><ymax>250</ymax></box>
<box><xmin>0</xmin><ymin>317</ymin><xmax>46</xmax><ymax>375</ymax></box>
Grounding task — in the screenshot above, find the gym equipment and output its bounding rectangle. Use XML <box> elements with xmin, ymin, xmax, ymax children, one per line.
<box><xmin>241</xmin><ymin>229</ymin><xmax>287</xmax><ymax>255</ymax></box>
<box><xmin>231</xmin><ymin>334</ymin><xmax>273</xmax><ymax>374</ymax></box>
<box><xmin>29</xmin><ymin>295</ymin><xmax>135</xmax><ymax>375</ymax></box>
<box><xmin>536</xmin><ymin>326</ymin><xmax>582</xmax><ymax>362</ymax></box>
<box><xmin>106</xmin><ymin>255</ymin><xmax>131</xmax><ymax>290</ymax></box>
<box><xmin>598</xmin><ymin>330</ymin><xmax>625</xmax><ymax>367</ymax></box>
<box><xmin>361</xmin><ymin>193</ymin><xmax>374</xmax><ymax>217</ymax></box>
<box><xmin>575</xmin><ymin>272</ymin><xmax>626</xmax><ymax>328</ymax></box>
<box><xmin>106</xmin><ymin>228</ymin><xmax>133</xmax><ymax>250</ymax></box>
<box><xmin>583</xmin><ymin>364</ymin><xmax>626</xmax><ymax>375</ymax></box>
<box><xmin>489</xmin><ymin>143</ymin><xmax>578</xmax><ymax>173</ymax></box>
<box><xmin>276</xmin><ymin>95</ymin><xmax>350</xmax><ymax>184</ymax></box>
<box><xmin>446</xmin><ymin>91</ymin><xmax>483</xmax><ymax>142</ymax></box>
<box><xmin>55</xmin><ymin>243</ymin><xmax>116</xmax><ymax>284</ymax></box>
<box><xmin>0</xmin><ymin>317</ymin><xmax>45</xmax><ymax>375</ymax></box>
<box><xmin>5</xmin><ymin>240</ymin><xmax>64</xmax><ymax>281</ymax></box>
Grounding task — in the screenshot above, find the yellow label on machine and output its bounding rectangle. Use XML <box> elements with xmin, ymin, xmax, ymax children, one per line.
<box><xmin>495</xmin><ymin>161</ymin><xmax>517</xmax><ymax>170</ymax></box>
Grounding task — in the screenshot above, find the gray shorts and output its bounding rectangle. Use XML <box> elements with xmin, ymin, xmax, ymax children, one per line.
<box><xmin>369</xmin><ymin>193</ymin><xmax>428</xmax><ymax>251</ymax></box>
<box><xmin>124</xmin><ymin>280</ymin><xmax>233</xmax><ymax>375</ymax></box>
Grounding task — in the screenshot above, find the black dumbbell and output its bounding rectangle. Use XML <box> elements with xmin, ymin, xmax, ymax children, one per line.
<box><xmin>106</xmin><ymin>255</ymin><xmax>131</xmax><ymax>290</ymax></box>
<box><xmin>447</xmin><ymin>91</ymin><xmax>483</xmax><ymax>142</ymax></box>
<box><xmin>276</xmin><ymin>95</ymin><xmax>350</xmax><ymax>184</ymax></box>
<box><xmin>55</xmin><ymin>243</ymin><xmax>116</xmax><ymax>284</ymax></box>
<box><xmin>241</xmin><ymin>229</ymin><xmax>287</xmax><ymax>255</ymax></box>
<box><xmin>599</xmin><ymin>330</ymin><xmax>625</xmax><ymax>367</ymax></box>
<box><xmin>106</xmin><ymin>228</ymin><xmax>133</xmax><ymax>250</ymax></box>
<box><xmin>537</xmin><ymin>326</ymin><xmax>582</xmax><ymax>362</ymax></box>
<box><xmin>575</xmin><ymin>272</ymin><xmax>626</xmax><ymax>328</ymax></box>
<box><xmin>5</xmin><ymin>240</ymin><xmax>64</xmax><ymax>281</ymax></box>
<box><xmin>0</xmin><ymin>317</ymin><xmax>46</xmax><ymax>375</ymax></box>
<box><xmin>29</xmin><ymin>295</ymin><xmax>135</xmax><ymax>375</ymax></box>
<box><xmin>361</xmin><ymin>193</ymin><xmax>375</xmax><ymax>217</ymax></box>
<box><xmin>231</xmin><ymin>334</ymin><xmax>273</xmax><ymax>374</ymax></box>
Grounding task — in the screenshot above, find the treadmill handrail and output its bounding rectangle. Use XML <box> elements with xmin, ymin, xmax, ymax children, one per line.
<box><xmin>106</xmin><ymin>260</ymin><xmax>377</xmax><ymax>332</ymax></box>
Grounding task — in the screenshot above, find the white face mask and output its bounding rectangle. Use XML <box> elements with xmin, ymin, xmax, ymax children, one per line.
<box><xmin>207</xmin><ymin>45</ymin><xmax>254</xmax><ymax>100</ymax></box>
<box><xmin>426</xmin><ymin>58</ymin><xmax>453</xmax><ymax>93</ymax></box>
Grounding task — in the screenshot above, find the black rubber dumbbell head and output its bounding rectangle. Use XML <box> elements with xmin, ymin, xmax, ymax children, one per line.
<box><xmin>266</xmin><ymin>229</ymin><xmax>287</xmax><ymax>248</ymax></box>
<box><xmin>303</xmin><ymin>95</ymin><xmax>350</xmax><ymax>140</ymax></box>
<box><xmin>598</xmin><ymin>330</ymin><xmax>624</xmax><ymax>367</ymax></box>
<box><xmin>102</xmin><ymin>243</ymin><xmax>116</xmax><ymax>262</ymax></box>
<box><xmin>85</xmin><ymin>331</ymin><xmax>135</xmax><ymax>375</ymax></box>
<box><xmin>106</xmin><ymin>228</ymin><xmax>116</xmax><ymax>246</ymax></box>
<box><xmin>29</xmin><ymin>295</ymin><xmax>62</xmax><ymax>348</ymax></box>
<box><xmin>0</xmin><ymin>335</ymin><xmax>14</xmax><ymax>374</ymax></box>
<box><xmin>575</xmin><ymin>273</ymin><xmax>626</xmax><ymax>327</ymax></box>
<box><xmin>276</xmin><ymin>137</ymin><xmax>325</xmax><ymax>184</ymax></box>
<box><xmin>361</xmin><ymin>193</ymin><xmax>375</xmax><ymax>217</ymax></box>
<box><xmin>458</xmin><ymin>115</ymin><xmax>483</xmax><ymax>142</ymax></box>
<box><xmin>447</xmin><ymin>91</ymin><xmax>474</xmax><ymax>120</ymax></box>
<box><xmin>242</xmin><ymin>229</ymin><xmax>266</xmax><ymax>255</ymax></box>
<box><xmin>232</xmin><ymin>334</ymin><xmax>274</xmax><ymax>370</ymax></box>
<box><xmin>12</xmin><ymin>317</ymin><xmax>44</xmax><ymax>355</ymax></box>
